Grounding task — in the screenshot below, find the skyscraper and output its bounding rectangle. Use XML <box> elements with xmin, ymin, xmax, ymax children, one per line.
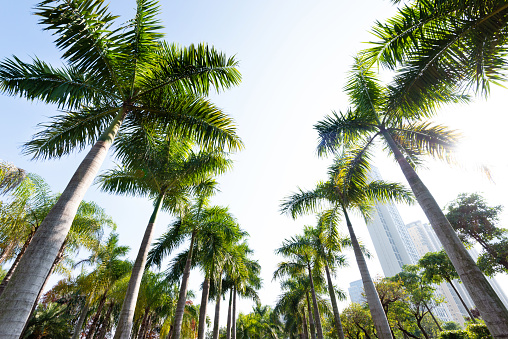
<box><xmin>365</xmin><ymin>167</ymin><xmax>419</xmax><ymax>276</ymax></box>
<box><xmin>348</xmin><ymin>279</ymin><xmax>366</xmax><ymax>304</ymax></box>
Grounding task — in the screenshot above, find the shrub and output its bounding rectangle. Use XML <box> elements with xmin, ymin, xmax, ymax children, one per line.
<box><xmin>466</xmin><ymin>324</ymin><xmax>492</xmax><ymax>339</ymax></box>
<box><xmin>438</xmin><ymin>330</ymin><xmax>470</xmax><ymax>339</ymax></box>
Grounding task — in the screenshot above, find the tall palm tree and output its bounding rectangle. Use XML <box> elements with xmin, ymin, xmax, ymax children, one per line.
<box><xmin>0</xmin><ymin>1</ymin><xmax>241</xmax><ymax>334</ymax></box>
<box><xmin>314</xmin><ymin>58</ymin><xmax>508</xmax><ymax>335</ymax></box>
<box><xmin>148</xmin><ymin>202</ymin><xmax>242</xmax><ymax>339</ymax></box>
<box><xmin>281</xmin><ymin>149</ymin><xmax>414</xmax><ymax>339</ymax></box>
<box><xmin>97</xmin><ymin>134</ymin><xmax>231</xmax><ymax>338</ymax></box>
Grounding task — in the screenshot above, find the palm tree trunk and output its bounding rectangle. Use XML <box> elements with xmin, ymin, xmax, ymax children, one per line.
<box><xmin>97</xmin><ymin>302</ymin><xmax>114</xmax><ymax>339</ymax></box>
<box><xmin>137</xmin><ymin>307</ymin><xmax>150</xmax><ymax>339</ymax></box>
<box><xmin>226</xmin><ymin>288</ymin><xmax>233</xmax><ymax>339</ymax></box>
<box><xmin>197</xmin><ymin>275</ymin><xmax>210</xmax><ymax>339</ymax></box>
<box><xmin>71</xmin><ymin>299</ymin><xmax>90</xmax><ymax>339</ymax></box>
<box><xmin>0</xmin><ymin>108</ymin><xmax>126</xmax><ymax>338</ymax></box>
<box><xmin>212</xmin><ymin>276</ymin><xmax>222</xmax><ymax>339</ymax></box>
<box><xmin>86</xmin><ymin>292</ymin><xmax>108</xmax><ymax>339</ymax></box>
<box><xmin>306</xmin><ymin>291</ymin><xmax>317</xmax><ymax>339</ymax></box>
<box><xmin>302</xmin><ymin>308</ymin><xmax>309</xmax><ymax>339</ymax></box>
<box><xmin>307</xmin><ymin>262</ymin><xmax>324</xmax><ymax>339</ymax></box>
<box><xmin>0</xmin><ymin>241</ymin><xmax>15</xmax><ymax>265</ymax></box>
<box><xmin>324</xmin><ymin>263</ymin><xmax>345</xmax><ymax>339</ymax></box>
<box><xmin>380</xmin><ymin>129</ymin><xmax>508</xmax><ymax>336</ymax></box>
<box><xmin>232</xmin><ymin>287</ymin><xmax>237</xmax><ymax>339</ymax></box>
<box><xmin>447</xmin><ymin>279</ymin><xmax>476</xmax><ymax>323</ymax></box>
<box><xmin>342</xmin><ymin>207</ymin><xmax>392</xmax><ymax>339</ymax></box>
<box><xmin>0</xmin><ymin>231</ymin><xmax>35</xmax><ymax>296</ymax></box>
<box><xmin>20</xmin><ymin>239</ymin><xmax>67</xmax><ymax>337</ymax></box>
<box><xmin>172</xmin><ymin>230</ymin><xmax>197</xmax><ymax>339</ymax></box>
<box><xmin>114</xmin><ymin>192</ymin><xmax>165</xmax><ymax>339</ymax></box>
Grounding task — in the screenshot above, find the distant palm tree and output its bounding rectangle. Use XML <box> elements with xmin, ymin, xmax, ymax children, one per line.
<box><xmin>314</xmin><ymin>57</ymin><xmax>508</xmax><ymax>334</ymax></box>
<box><xmin>148</xmin><ymin>201</ymin><xmax>242</xmax><ymax>339</ymax></box>
<box><xmin>274</xmin><ymin>233</ymin><xmax>327</xmax><ymax>339</ymax></box>
<box><xmin>97</xmin><ymin>134</ymin><xmax>231</xmax><ymax>338</ymax></box>
<box><xmin>281</xmin><ymin>149</ymin><xmax>414</xmax><ymax>339</ymax></box>
<box><xmin>0</xmin><ymin>1</ymin><xmax>241</xmax><ymax>334</ymax></box>
<box><xmin>303</xmin><ymin>220</ymin><xmax>350</xmax><ymax>339</ymax></box>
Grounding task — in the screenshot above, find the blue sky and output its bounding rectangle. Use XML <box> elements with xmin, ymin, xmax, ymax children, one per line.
<box><xmin>1</xmin><ymin>0</ymin><xmax>508</xmax><ymax>329</ymax></box>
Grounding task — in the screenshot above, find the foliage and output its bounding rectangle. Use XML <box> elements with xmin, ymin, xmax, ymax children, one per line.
<box><xmin>466</xmin><ymin>323</ymin><xmax>492</xmax><ymax>339</ymax></box>
<box><xmin>235</xmin><ymin>303</ymin><xmax>283</xmax><ymax>339</ymax></box>
<box><xmin>22</xmin><ymin>303</ymin><xmax>73</xmax><ymax>339</ymax></box>
<box><xmin>445</xmin><ymin>193</ymin><xmax>508</xmax><ymax>276</ymax></box>
<box><xmin>438</xmin><ymin>330</ymin><xmax>471</xmax><ymax>339</ymax></box>
<box><xmin>443</xmin><ymin>322</ymin><xmax>462</xmax><ymax>331</ymax></box>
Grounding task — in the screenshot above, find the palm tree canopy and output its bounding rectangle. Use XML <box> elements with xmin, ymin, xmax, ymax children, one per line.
<box><xmin>280</xmin><ymin>148</ymin><xmax>414</xmax><ymax>221</ymax></box>
<box><xmin>96</xmin><ymin>135</ymin><xmax>232</xmax><ymax>214</ymax></box>
<box><xmin>364</xmin><ymin>0</ymin><xmax>508</xmax><ymax>99</ymax></box>
<box><xmin>0</xmin><ymin>0</ymin><xmax>243</xmax><ymax>160</ymax></box>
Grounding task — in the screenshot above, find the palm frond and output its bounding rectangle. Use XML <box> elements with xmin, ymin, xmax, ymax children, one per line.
<box><xmin>314</xmin><ymin>110</ymin><xmax>378</xmax><ymax>156</ymax></box>
<box><xmin>136</xmin><ymin>95</ymin><xmax>243</xmax><ymax>152</ymax></box>
<box><xmin>280</xmin><ymin>184</ymin><xmax>331</xmax><ymax>219</ymax></box>
<box><xmin>147</xmin><ymin>219</ymin><xmax>187</xmax><ymax>268</ymax></box>
<box><xmin>23</xmin><ymin>106</ymin><xmax>120</xmax><ymax>159</ymax></box>
<box><xmin>0</xmin><ymin>56</ymin><xmax>118</xmax><ymax>110</ymax></box>
<box><xmin>36</xmin><ymin>0</ymin><xmax>124</xmax><ymax>93</ymax></box>
<box><xmin>136</xmin><ymin>42</ymin><xmax>241</xmax><ymax>98</ymax></box>
<box><xmin>387</xmin><ymin>121</ymin><xmax>460</xmax><ymax>163</ymax></box>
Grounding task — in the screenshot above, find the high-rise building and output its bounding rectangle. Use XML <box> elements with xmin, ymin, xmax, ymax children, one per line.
<box><xmin>365</xmin><ymin>167</ymin><xmax>419</xmax><ymax>277</ymax></box>
<box><xmin>348</xmin><ymin>279</ymin><xmax>366</xmax><ymax>304</ymax></box>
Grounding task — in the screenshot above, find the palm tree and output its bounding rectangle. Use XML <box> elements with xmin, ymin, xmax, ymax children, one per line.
<box><xmin>365</xmin><ymin>0</ymin><xmax>508</xmax><ymax>109</ymax></box>
<box><xmin>0</xmin><ymin>184</ymin><xmax>115</xmax><ymax>297</ymax></box>
<box><xmin>274</xmin><ymin>276</ymin><xmax>319</xmax><ymax>339</ymax></box>
<box><xmin>274</xmin><ymin>233</ymin><xmax>327</xmax><ymax>339</ymax></box>
<box><xmin>77</xmin><ymin>233</ymin><xmax>131</xmax><ymax>339</ymax></box>
<box><xmin>0</xmin><ymin>1</ymin><xmax>241</xmax><ymax>334</ymax></box>
<box><xmin>281</xmin><ymin>149</ymin><xmax>414</xmax><ymax>339</ymax></box>
<box><xmin>314</xmin><ymin>58</ymin><xmax>508</xmax><ymax>335</ymax></box>
<box><xmin>226</xmin><ymin>244</ymin><xmax>261</xmax><ymax>339</ymax></box>
<box><xmin>148</xmin><ymin>202</ymin><xmax>242</xmax><ymax>339</ymax></box>
<box><xmin>97</xmin><ymin>134</ymin><xmax>231</xmax><ymax>338</ymax></box>
<box><xmin>303</xmin><ymin>219</ymin><xmax>350</xmax><ymax>339</ymax></box>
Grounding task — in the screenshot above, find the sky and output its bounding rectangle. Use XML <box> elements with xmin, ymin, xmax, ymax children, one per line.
<box><xmin>1</xmin><ymin>0</ymin><xmax>508</xmax><ymax>331</ymax></box>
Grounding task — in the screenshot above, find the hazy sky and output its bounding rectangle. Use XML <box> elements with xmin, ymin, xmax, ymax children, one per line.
<box><xmin>1</xmin><ymin>0</ymin><xmax>507</xmax><ymax>330</ymax></box>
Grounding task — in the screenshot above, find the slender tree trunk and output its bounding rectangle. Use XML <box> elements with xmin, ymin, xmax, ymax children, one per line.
<box><xmin>381</xmin><ymin>129</ymin><xmax>508</xmax><ymax>337</ymax></box>
<box><xmin>0</xmin><ymin>108</ymin><xmax>127</xmax><ymax>338</ymax></box>
<box><xmin>0</xmin><ymin>231</ymin><xmax>35</xmax><ymax>296</ymax></box>
<box><xmin>307</xmin><ymin>262</ymin><xmax>324</xmax><ymax>339</ymax></box>
<box><xmin>137</xmin><ymin>307</ymin><xmax>150</xmax><ymax>339</ymax></box>
<box><xmin>232</xmin><ymin>287</ymin><xmax>237</xmax><ymax>339</ymax></box>
<box><xmin>302</xmin><ymin>308</ymin><xmax>309</xmax><ymax>339</ymax></box>
<box><xmin>306</xmin><ymin>292</ymin><xmax>317</xmax><ymax>339</ymax></box>
<box><xmin>86</xmin><ymin>292</ymin><xmax>108</xmax><ymax>339</ymax></box>
<box><xmin>342</xmin><ymin>207</ymin><xmax>392</xmax><ymax>339</ymax></box>
<box><xmin>0</xmin><ymin>241</ymin><xmax>15</xmax><ymax>265</ymax></box>
<box><xmin>324</xmin><ymin>263</ymin><xmax>345</xmax><ymax>339</ymax></box>
<box><xmin>72</xmin><ymin>299</ymin><xmax>90</xmax><ymax>339</ymax></box>
<box><xmin>114</xmin><ymin>193</ymin><xmax>165</xmax><ymax>339</ymax></box>
<box><xmin>226</xmin><ymin>288</ymin><xmax>233</xmax><ymax>339</ymax></box>
<box><xmin>97</xmin><ymin>302</ymin><xmax>114</xmax><ymax>339</ymax></box>
<box><xmin>197</xmin><ymin>276</ymin><xmax>210</xmax><ymax>339</ymax></box>
<box><xmin>144</xmin><ymin>314</ymin><xmax>153</xmax><ymax>339</ymax></box>
<box><xmin>212</xmin><ymin>276</ymin><xmax>223</xmax><ymax>339</ymax></box>
<box><xmin>447</xmin><ymin>279</ymin><xmax>477</xmax><ymax>323</ymax></box>
<box><xmin>172</xmin><ymin>230</ymin><xmax>197</xmax><ymax>339</ymax></box>
<box><xmin>423</xmin><ymin>302</ymin><xmax>442</xmax><ymax>331</ymax></box>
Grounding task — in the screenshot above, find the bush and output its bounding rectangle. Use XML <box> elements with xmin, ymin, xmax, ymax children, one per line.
<box><xmin>466</xmin><ymin>324</ymin><xmax>492</xmax><ymax>339</ymax></box>
<box><xmin>438</xmin><ymin>330</ymin><xmax>470</xmax><ymax>339</ymax></box>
